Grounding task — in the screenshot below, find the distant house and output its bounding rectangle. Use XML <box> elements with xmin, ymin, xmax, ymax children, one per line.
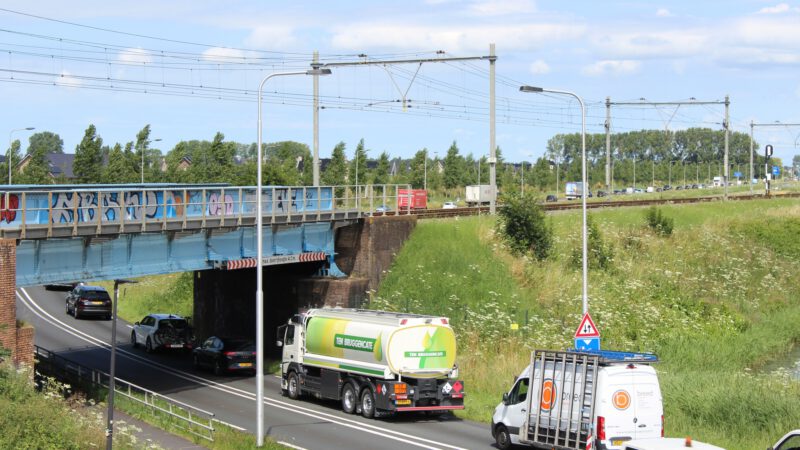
<box><xmin>17</xmin><ymin>153</ymin><xmax>76</xmax><ymax>180</ymax></box>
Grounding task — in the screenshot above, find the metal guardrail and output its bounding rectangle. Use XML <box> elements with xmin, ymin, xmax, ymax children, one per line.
<box><xmin>0</xmin><ymin>184</ymin><xmax>414</xmax><ymax>239</ymax></box>
<box><xmin>34</xmin><ymin>345</ymin><xmax>216</xmax><ymax>442</ymax></box>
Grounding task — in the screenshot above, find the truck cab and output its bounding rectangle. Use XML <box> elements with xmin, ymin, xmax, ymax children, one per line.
<box><xmin>492</xmin><ymin>349</ymin><xmax>663</xmax><ymax>450</ymax></box>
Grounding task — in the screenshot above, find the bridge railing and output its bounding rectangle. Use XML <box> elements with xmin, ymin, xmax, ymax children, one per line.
<box><xmin>0</xmin><ymin>184</ymin><xmax>413</xmax><ymax>237</ymax></box>
<box><xmin>34</xmin><ymin>345</ymin><xmax>216</xmax><ymax>441</ymax></box>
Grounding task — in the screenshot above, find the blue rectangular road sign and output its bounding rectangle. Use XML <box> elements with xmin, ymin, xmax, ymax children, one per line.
<box><xmin>733</xmin><ymin>171</ymin><xmax>742</xmax><ymax>178</ymax></box>
<box><xmin>575</xmin><ymin>337</ymin><xmax>600</xmax><ymax>352</ymax></box>
<box><xmin>773</xmin><ymin>166</ymin><xmax>781</xmax><ymax>176</ymax></box>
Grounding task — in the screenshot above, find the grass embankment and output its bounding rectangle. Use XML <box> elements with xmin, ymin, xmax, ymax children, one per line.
<box><xmin>96</xmin><ymin>272</ymin><xmax>194</xmax><ymax>324</ymax></box>
<box><xmin>373</xmin><ymin>198</ymin><xmax>800</xmax><ymax>450</ymax></box>
<box><xmin>0</xmin><ymin>364</ymin><xmax>151</xmax><ymax>449</ymax></box>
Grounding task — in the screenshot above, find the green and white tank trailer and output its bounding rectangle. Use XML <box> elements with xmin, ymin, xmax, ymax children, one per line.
<box><xmin>277</xmin><ymin>308</ymin><xmax>465</xmax><ymax>418</ymax></box>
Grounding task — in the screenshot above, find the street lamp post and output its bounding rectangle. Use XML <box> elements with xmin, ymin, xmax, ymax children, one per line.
<box><xmin>8</xmin><ymin>127</ymin><xmax>35</xmax><ymax>184</ymax></box>
<box><xmin>520</xmin><ymin>85</ymin><xmax>588</xmax><ymax>315</ymax></box>
<box><xmin>106</xmin><ymin>278</ymin><xmax>137</xmax><ymax>450</ymax></box>
<box><xmin>256</xmin><ymin>66</ymin><xmax>330</xmax><ymax>447</ymax></box>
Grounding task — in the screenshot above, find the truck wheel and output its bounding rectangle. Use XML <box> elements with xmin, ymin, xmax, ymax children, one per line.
<box><xmin>287</xmin><ymin>372</ymin><xmax>300</xmax><ymax>400</ymax></box>
<box><xmin>341</xmin><ymin>383</ymin><xmax>357</xmax><ymax>414</ymax></box>
<box><xmin>360</xmin><ymin>387</ymin><xmax>376</xmax><ymax>419</ymax></box>
<box><xmin>495</xmin><ymin>424</ymin><xmax>512</xmax><ymax>450</ymax></box>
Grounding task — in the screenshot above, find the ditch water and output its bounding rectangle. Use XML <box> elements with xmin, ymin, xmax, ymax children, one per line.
<box><xmin>763</xmin><ymin>347</ymin><xmax>800</xmax><ymax>380</ymax></box>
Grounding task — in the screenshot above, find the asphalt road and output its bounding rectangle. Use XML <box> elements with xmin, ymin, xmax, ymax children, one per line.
<box><xmin>17</xmin><ymin>286</ymin><xmax>496</xmax><ymax>450</ymax></box>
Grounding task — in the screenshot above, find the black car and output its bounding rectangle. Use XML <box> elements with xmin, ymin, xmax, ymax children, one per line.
<box><xmin>193</xmin><ymin>336</ymin><xmax>256</xmax><ymax>375</ymax></box>
<box><xmin>545</xmin><ymin>194</ymin><xmax>558</xmax><ymax>202</ymax></box>
<box><xmin>45</xmin><ymin>281</ymin><xmax>81</xmax><ymax>291</ymax></box>
<box><xmin>597</xmin><ymin>190</ymin><xmax>607</xmax><ymax>198</ymax></box>
<box><xmin>66</xmin><ymin>285</ymin><xmax>112</xmax><ymax>320</ymax></box>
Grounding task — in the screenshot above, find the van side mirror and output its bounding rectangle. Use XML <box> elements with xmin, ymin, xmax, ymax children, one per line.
<box><xmin>502</xmin><ymin>393</ymin><xmax>509</xmax><ymax>405</ymax></box>
<box><xmin>134</xmin><ymin>322</ymin><xmax>139</xmax><ymax>326</ymax></box>
<box><xmin>276</xmin><ymin>340</ymin><xmax>283</xmax><ymax>347</ymax></box>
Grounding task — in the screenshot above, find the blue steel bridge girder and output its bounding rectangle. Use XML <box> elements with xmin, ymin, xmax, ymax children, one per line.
<box><xmin>14</xmin><ymin>222</ymin><xmax>338</xmax><ymax>287</ymax></box>
<box><xmin>0</xmin><ymin>184</ymin><xmax>374</xmax><ymax>286</ymax></box>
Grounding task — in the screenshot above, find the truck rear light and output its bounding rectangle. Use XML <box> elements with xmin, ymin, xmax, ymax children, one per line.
<box><xmin>441</xmin><ymin>318</ymin><xmax>448</xmax><ymax>325</ymax></box>
<box><xmin>394</xmin><ymin>383</ymin><xmax>407</xmax><ymax>394</ymax></box>
<box><xmin>400</xmin><ymin>319</ymin><xmax>408</xmax><ymax>325</ymax></box>
<box><xmin>395</xmin><ymin>394</ymin><xmax>408</xmax><ymax>400</ymax></box>
<box><xmin>597</xmin><ymin>416</ymin><xmax>606</xmax><ymax>441</ymax></box>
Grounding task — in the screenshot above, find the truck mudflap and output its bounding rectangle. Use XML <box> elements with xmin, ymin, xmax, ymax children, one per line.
<box><xmin>372</xmin><ymin>378</ymin><xmax>465</xmax><ymax>412</ymax></box>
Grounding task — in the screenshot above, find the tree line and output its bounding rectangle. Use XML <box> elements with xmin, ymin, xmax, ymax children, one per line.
<box><xmin>2</xmin><ymin>124</ymin><xmax>790</xmax><ymax>195</ymax></box>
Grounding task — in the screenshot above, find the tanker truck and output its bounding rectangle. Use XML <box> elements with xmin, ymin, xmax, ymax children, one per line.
<box><xmin>276</xmin><ymin>308</ymin><xmax>465</xmax><ymax>418</ymax></box>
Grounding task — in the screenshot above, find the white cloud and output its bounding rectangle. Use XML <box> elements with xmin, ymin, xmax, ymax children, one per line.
<box><xmin>591</xmin><ymin>30</ymin><xmax>708</xmax><ymax>59</ymax></box>
<box><xmin>201</xmin><ymin>47</ymin><xmax>248</xmax><ymax>63</ymax></box>
<box><xmin>330</xmin><ymin>22</ymin><xmax>584</xmax><ymax>53</ymax></box>
<box><xmin>117</xmin><ymin>47</ymin><xmax>153</xmax><ymax>65</ymax></box>
<box><xmin>582</xmin><ymin>60</ymin><xmax>641</xmax><ymax>76</ymax></box>
<box><xmin>656</xmin><ymin>8</ymin><xmax>672</xmax><ymax>17</ymax></box>
<box><xmin>758</xmin><ymin>3</ymin><xmax>791</xmax><ymax>14</ymax></box>
<box><xmin>467</xmin><ymin>0</ymin><xmax>536</xmax><ymax>16</ymax></box>
<box><xmin>529</xmin><ymin>59</ymin><xmax>550</xmax><ymax>74</ymax></box>
<box><xmin>244</xmin><ymin>25</ymin><xmax>299</xmax><ymax>49</ymax></box>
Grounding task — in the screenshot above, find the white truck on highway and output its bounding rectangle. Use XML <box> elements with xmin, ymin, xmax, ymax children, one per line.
<box><xmin>277</xmin><ymin>308</ymin><xmax>465</xmax><ymax>418</ymax></box>
<box><xmin>466</xmin><ymin>184</ymin><xmax>496</xmax><ymax>206</ymax></box>
<box><xmin>565</xmin><ymin>182</ymin><xmax>591</xmax><ymax>200</ymax></box>
<box><xmin>492</xmin><ymin>349</ymin><xmax>663</xmax><ymax>450</ymax></box>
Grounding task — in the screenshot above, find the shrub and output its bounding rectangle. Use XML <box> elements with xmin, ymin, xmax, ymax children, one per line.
<box><xmin>570</xmin><ymin>214</ymin><xmax>613</xmax><ymax>270</ymax></box>
<box><xmin>645</xmin><ymin>206</ymin><xmax>674</xmax><ymax>236</ymax></box>
<box><xmin>495</xmin><ymin>192</ymin><xmax>553</xmax><ymax>260</ymax></box>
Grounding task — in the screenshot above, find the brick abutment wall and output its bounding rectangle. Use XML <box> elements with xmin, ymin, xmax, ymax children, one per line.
<box><xmin>0</xmin><ymin>238</ymin><xmax>34</xmax><ymax>368</ymax></box>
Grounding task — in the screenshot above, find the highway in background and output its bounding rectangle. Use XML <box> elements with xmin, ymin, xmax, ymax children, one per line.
<box><xmin>16</xmin><ymin>285</ymin><xmax>493</xmax><ymax>450</ymax></box>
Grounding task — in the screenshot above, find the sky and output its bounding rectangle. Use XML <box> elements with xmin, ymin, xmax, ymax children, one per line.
<box><xmin>2</xmin><ymin>0</ymin><xmax>800</xmax><ymax>165</ymax></box>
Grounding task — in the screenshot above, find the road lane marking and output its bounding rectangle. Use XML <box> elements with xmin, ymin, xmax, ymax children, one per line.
<box><xmin>19</xmin><ymin>288</ymin><xmax>468</xmax><ymax>450</ymax></box>
<box><xmin>278</xmin><ymin>441</ymin><xmax>308</xmax><ymax>450</ymax></box>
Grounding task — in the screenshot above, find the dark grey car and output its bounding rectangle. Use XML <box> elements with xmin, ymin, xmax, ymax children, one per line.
<box><xmin>66</xmin><ymin>285</ymin><xmax>112</xmax><ymax>320</ymax></box>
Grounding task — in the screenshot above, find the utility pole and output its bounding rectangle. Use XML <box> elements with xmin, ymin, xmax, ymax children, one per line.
<box><xmin>723</xmin><ymin>95</ymin><xmax>730</xmax><ymax>200</ymax></box>
<box><xmin>605</xmin><ymin>97</ymin><xmax>611</xmax><ymax>193</ymax></box>
<box><xmin>607</xmin><ymin>97</ymin><xmax>728</xmax><ymax>194</ymax></box>
<box><xmin>489</xmin><ymin>43</ymin><xmax>497</xmax><ymax>214</ymax></box>
<box><xmin>749</xmin><ymin>121</ymin><xmax>754</xmax><ymax>194</ymax></box>
<box><xmin>313</xmin><ymin>51</ymin><xmax>320</xmax><ymax>186</ymax></box>
<box><xmin>317</xmin><ymin>50</ymin><xmax>496</xmax><ymax>208</ymax></box>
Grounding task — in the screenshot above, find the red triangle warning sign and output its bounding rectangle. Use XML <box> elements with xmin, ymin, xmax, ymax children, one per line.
<box><xmin>574</xmin><ymin>313</ymin><xmax>600</xmax><ymax>338</ymax></box>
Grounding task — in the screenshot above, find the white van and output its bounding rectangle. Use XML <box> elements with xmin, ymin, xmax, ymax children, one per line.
<box><xmin>492</xmin><ymin>349</ymin><xmax>663</xmax><ymax>450</ymax></box>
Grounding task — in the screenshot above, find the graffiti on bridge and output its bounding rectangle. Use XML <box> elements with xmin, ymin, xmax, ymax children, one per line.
<box><xmin>0</xmin><ymin>194</ymin><xmax>18</xmax><ymax>223</ymax></box>
<box><xmin>0</xmin><ymin>187</ymin><xmax>332</xmax><ymax>227</ymax></box>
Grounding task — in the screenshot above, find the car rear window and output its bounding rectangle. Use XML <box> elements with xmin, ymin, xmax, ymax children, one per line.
<box><xmin>224</xmin><ymin>339</ymin><xmax>254</xmax><ymax>351</ymax></box>
<box><xmin>82</xmin><ymin>290</ymin><xmax>110</xmax><ymax>300</ymax></box>
<box><xmin>160</xmin><ymin>319</ymin><xmax>188</xmax><ymax>329</ymax></box>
